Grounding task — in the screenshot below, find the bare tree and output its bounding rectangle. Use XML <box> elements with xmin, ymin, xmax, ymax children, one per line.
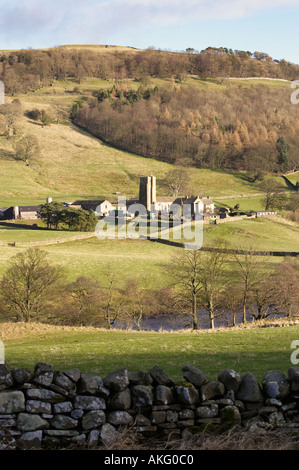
<box><xmin>100</xmin><ymin>270</ymin><xmax>122</xmax><ymax>329</ymax></box>
<box><xmin>122</xmin><ymin>277</ymin><xmax>154</xmax><ymax>331</ymax></box>
<box><xmin>248</xmin><ymin>277</ymin><xmax>277</xmax><ymax>321</ymax></box>
<box><xmin>168</xmin><ymin>248</ymin><xmax>202</xmax><ymax>330</ymax></box>
<box><xmin>168</xmin><ymin>242</ymin><xmax>228</xmax><ymax>329</ymax></box>
<box><xmin>67</xmin><ymin>276</ymin><xmax>104</xmax><ymax>326</ymax></box>
<box><xmin>0</xmin><ymin>99</ymin><xmax>22</xmax><ymax>139</ymax></box>
<box><xmin>0</xmin><ymin>248</ymin><xmax>64</xmax><ymax>322</ymax></box>
<box><xmin>271</xmin><ymin>257</ymin><xmax>299</xmax><ymax>318</ymax></box>
<box><xmin>14</xmin><ymin>134</ymin><xmax>40</xmax><ymax>165</ymax></box>
<box><xmin>260</xmin><ymin>178</ymin><xmax>287</xmax><ymax>210</ymax></box>
<box><xmin>233</xmin><ymin>243</ymin><xmax>268</xmax><ymax>323</ymax></box>
<box><xmin>198</xmin><ymin>247</ymin><xmax>229</xmax><ymax>329</ymax></box>
<box><xmin>163</xmin><ymin>168</ymin><xmax>191</xmax><ymax>197</ymax></box>
<box><xmin>221</xmin><ymin>282</ymin><xmax>243</xmax><ymax>327</ymax></box>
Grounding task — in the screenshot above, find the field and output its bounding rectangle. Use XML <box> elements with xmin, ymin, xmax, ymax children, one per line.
<box><xmin>0</xmin><ymin>223</ymin><xmax>84</xmax><ymax>242</ymax></box>
<box><xmin>0</xmin><ymin>235</ymin><xmax>178</xmax><ymax>284</ymax></box>
<box><xmin>169</xmin><ymin>217</ymin><xmax>299</xmax><ymax>252</ymax></box>
<box><xmin>0</xmin><ymin>215</ymin><xmax>298</xmax><ymax>284</ymax></box>
<box><xmin>286</xmin><ymin>171</ymin><xmax>299</xmax><ymax>185</ymax></box>
<box><xmin>1</xmin><ymin>321</ymin><xmax>298</xmax><ymax>383</ymax></box>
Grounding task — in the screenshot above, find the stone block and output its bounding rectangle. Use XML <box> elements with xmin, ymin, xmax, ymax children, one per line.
<box><xmin>0</xmin><ymin>391</ymin><xmax>25</xmax><ymax>413</ymax></box>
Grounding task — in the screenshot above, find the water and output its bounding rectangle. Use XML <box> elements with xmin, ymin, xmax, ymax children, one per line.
<box><xmin>111</xmin><ymin>308</ymin><xmax>286</xmax><ymax>331</ymax></box>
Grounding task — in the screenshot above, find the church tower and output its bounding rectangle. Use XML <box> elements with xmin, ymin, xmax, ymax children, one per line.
<box><xmin>139</xmin><ymin>176</ymin><xmax>156</xmax><ymax>212</ymax></box>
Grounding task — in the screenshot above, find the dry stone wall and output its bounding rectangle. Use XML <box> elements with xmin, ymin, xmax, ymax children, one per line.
<box><xmin>1</xmin><ymin>362</ymin><xmax>299</xmax><ymax>450</ymax></box>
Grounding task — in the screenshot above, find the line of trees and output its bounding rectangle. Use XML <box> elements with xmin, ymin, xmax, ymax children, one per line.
<box><xmin>0</xmin><ymin>246</ymin><xmax>298</xmax><ymax>330</ymax></box>
<box><xmin>1</xmin><ymin>46</ymin><xmax>299</xmax><ymax>94</ymax></box>
<box><xmin>168</xmin><ymin>242</ymin><xmax>299</xmax><ymax>329</ymax></box>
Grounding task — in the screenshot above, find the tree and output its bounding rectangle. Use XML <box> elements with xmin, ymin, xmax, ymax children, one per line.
<box><xmin>14</xmin><ymin>134</ymin><xmax>39</xmax><ymax>165</ymax></box>
<box><xmin>163</xmin><ymin>168</ymin><xmax>191</xmax><ymax>197</ymax></box>
<box><xmin>40</xmin><ymin>110</ymin><xmax>52</xmax><ymax>127</ymax></box>
<box><xmin>121</xmin><ymin>278</ymin><xmax>152</xmax><ymax>331</ymax></box>
<box><xmin>197</xmin><ymin>247</ymin><xmax>228</xmax><ymax>329</ymax></box>
<box><xmin>233</xmin><ymin>243</ymin><xmax>268</xmax><ymax>323</ymax></box>
<box><xmin>0</xmin><ymin>99</ymin><xmax>22</xmax><ymax>138</ymax></box>
<box><xmin>37</xmin><ymin>202</ymin><xmax>65</xmax><ymax>229</ymax></box>
<box><xmin>276</xmin><ymin>136</ymin><xmax>289</xmax><ymax>172</ymax></box>
<box><xmin>260</xmin><ymin>178</ymin><xmax>286</xmax><ymax>210</ymax></box>
<box><xmin>168</xmin><ymin>249</ymin><xmax>202</xmax><ymax>330</ymax></box>
<box><xmin>98</xmin><ymin>270</ymin><xmax>123</xmax><ymax>329</ymax></box>
<box><xmin>0</xmin><ymin>248</ymin><xmax>64</xmax><ymax>322</ymax></box>
<box><xmin>26</xmin><ymin>108</ymin><xmax>42</xmax><ymax>121</ymax></box>
<box><xmin>248</xmin><ymin>277</ymin><xmax>277</xmax><ymax>321</ymax></box>
<box><xmin>221</xmin><ymin>282</ymin><xmax>243</xmax><ymax>327</ymax></box>
<box><xmin>121</xmin><ymin>277</ymin><xmax>167</xmax><ymax>331</ymax></box>
<box><xmin>271</xmin><ymin>258</ymin><xmax>299</xmax><ymax>318</ymax></box>
<box><xmin>66</xmin><ymin>276</ymin><xmax>104</xmax><ymax>326</ymax></box>
<box><xmin>168</xmin><ymin>242</ymin><xmax>228</xmax><ymax>329</ymax></box>
<box><xmin>61</xmin><ymin>208</ymin><xmax>97</xmax><ymax>231</ymax></box>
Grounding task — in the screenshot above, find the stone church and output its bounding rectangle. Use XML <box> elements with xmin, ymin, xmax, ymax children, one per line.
<box><xmin>138</xmin><ymin>175</ymin><xmax>214</xmax><ymax>218</ymax></box>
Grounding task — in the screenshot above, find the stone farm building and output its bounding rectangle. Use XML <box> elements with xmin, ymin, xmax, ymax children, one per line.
<box><xmin>1</xmin><ymin>205</ymin><xmax>42</xmax><ymax>220</ymax></box>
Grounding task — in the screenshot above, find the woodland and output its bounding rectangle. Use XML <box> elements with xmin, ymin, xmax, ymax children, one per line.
<box><xmin>74</xmin><ymin>84</ymin><xmax>299</xmax><ymax>172</ymax></box>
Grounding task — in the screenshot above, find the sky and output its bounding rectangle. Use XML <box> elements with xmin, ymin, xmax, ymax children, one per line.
<box><xmin>0</xmin><ymin>0</ymin><xmax>299</xmax><ymax>64</ymax></box>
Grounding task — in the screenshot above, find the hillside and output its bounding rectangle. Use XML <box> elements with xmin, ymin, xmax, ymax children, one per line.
<box><xmin>1</xmin><ymin>44</ymin><xmax>299</xmax><ymax>95</ymax></box>
<box><xmin>74</xmin><ymin>81</ymin><xmax>299</xmax><ymax>172</ymax></box>
<box><xmin>0</xmin><ymin>91</ymin><xmax>293</xmax><ymax>208</ymax></box>
<box><xmin>0</xmin><ymin>66</ymin><xmax>297</xmax><ymax>207</ymax></box>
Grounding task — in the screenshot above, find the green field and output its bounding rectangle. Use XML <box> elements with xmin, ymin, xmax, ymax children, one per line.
<box><xmin>0</xmin><ymin>236</ymin><xmax>178</xmax><ymax>284</ymax></box>
<box><xmin>286</xmin><ymin>171</ymin><xmax>299</xmax><ymax>185</ymax></box>
<box><xmin>0</xmin><ymin>215</ymin><xmax>297</xmax><ymax>284</ymax></box>
<box><xmin>168</xmin><ymin>217</ymin><xmax>299</xmax><ymax>252</ymax></box>
<box><xmin>0</xmin><ymin>223</ymin><xmax>84</xmax><ymax>242</ymax></box>
<box><xmin>213</xmin><ymin>195</ymin><xmax>266</xmax><ymax>212</ymax></box>
<box><xmin>1</xmin><ymin>321</ymin><xmax>298</xmax><ymax>383</ymax></box>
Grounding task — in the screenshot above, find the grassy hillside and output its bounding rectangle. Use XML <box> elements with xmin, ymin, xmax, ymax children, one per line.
<box><xmin>0</xmin><ymin>236</ymin><xmax>178</xmax><ymax>285</ymax></box>
<box><xmin>0</xmin><ymin>90</ymin><xmax>291</xmax><ymax>208</ymax></box>
<box><xmin>1</xmin><ymin>321</ymin><xmax>298</xmax><ymax>382</ymax></box>
<box><xmin>169</xmin><ymin>217</ymin><xmax>299</xmax><ymax>252</ymax></box>
<box><xmin>286</xmin><ymin>171</ymin><xmax>299</xmax><ymax>185</ymax></box>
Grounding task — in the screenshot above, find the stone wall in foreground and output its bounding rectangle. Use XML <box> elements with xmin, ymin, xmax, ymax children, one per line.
<box><xmin>1</xmin><ymin>362</ymin><xmax>299</xmax><ymax>450</ymax></box>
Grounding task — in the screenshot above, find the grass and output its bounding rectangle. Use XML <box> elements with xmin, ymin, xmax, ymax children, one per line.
<box><xmin>0</xmin><ymin>223</ymin><xmax>84</xmax><ymax>242</ymax></box>
<box><xmin>168</xmin><ymin>216</ymin><xmax>299</xmax><ymax>252</ymax></box>
<box><xmin>213</xmin><ymin>195</ymin><xmax>266</xmax><ymax>212</ymax></box>
<box><xmin>0</xmin><ymin>236</ymin><xmax>177</xmax><ymax>284</ymax></box>
<box><xmin>1</xmin><ymin>321</ymin><xmax>298</xmax><ymax>383</ymax></box>
<box><xmin>0</xmin><ymin>216</ymin><xmax>297</xmax><ymax>284</ymax></box>
<box><xmin>203</xmin><ymin>218</ymin><xmax>299</xmax><ymax>252</ymax></box>
<box><xmin>285</xmin><ymin>171</ymin><xmax>299</xmax><ymax>185</ymax></box>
